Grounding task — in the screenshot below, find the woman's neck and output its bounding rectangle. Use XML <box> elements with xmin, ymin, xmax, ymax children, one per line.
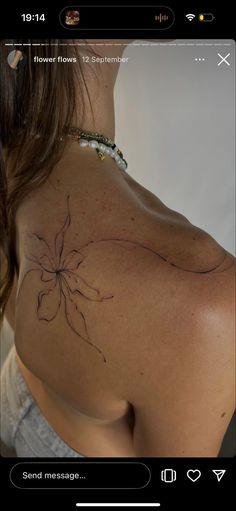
<box><xmin>73</xmin><ymin>40</ymin><xmax>130</xmax><ymax>140</ymax></box>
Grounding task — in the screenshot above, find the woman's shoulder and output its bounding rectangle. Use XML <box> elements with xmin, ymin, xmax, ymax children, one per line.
<box><xmin>15</xmin><ymin>178</ymin><xmax>234</xmax><ymax>295</ymax></box>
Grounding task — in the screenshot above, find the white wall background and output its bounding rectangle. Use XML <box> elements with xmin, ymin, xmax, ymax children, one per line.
<box><xmin>115</xmin><ymin>40</ymin><xmax>235</xmax><ymax>254</ymax></box>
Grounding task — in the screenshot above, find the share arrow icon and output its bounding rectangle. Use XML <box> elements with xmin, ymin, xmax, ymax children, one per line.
<box><xmin>212</xmin><ymin>470</ymin><xmax>226</xmax><ymax>482</ymax></box>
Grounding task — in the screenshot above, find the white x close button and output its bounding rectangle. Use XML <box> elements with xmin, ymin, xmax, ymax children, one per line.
<box><xmin>217</xmin><ymin>53</ymin><xmax>231</xmax><ymax>66</ymax></box>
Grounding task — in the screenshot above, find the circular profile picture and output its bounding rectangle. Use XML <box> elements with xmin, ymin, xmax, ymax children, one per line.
<box><xmin>65</xmin><ymin>10</ymin><xmax>80</xmax><ymax>25</ymax></box>
<box><xmin>7</xmin><ymin>49</ymin><xmax>26</xmax><ymax>70</ymax></box>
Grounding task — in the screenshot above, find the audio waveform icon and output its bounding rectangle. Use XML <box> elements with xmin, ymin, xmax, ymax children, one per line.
<box><xmin>155</xmin><ymin>13</ymin><xmax>169</xmax><ymax>23</ymax></box>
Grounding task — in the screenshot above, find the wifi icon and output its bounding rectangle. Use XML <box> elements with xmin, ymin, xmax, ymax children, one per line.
<box><xmin>186</xmin><ymin>13</ymin><xmax>196</xmax><ymax>21</ymax></box>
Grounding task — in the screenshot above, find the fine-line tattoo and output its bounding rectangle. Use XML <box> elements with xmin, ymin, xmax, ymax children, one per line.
<box><xmin>18</xmin><ymin>195</ymin><xmax>229</xmax><ymax>363</ymax></box>
<box><xmin>17</xmin><ymin>196</ymin><xmax>114</xmax><ymax>363</ymax></box>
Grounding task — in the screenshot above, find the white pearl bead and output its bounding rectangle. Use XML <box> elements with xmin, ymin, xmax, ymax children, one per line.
<box><xmin>77</xmin><ymin>136</ymin><xmax>127</xmax><ymax>171</ymax></box>
<box><xmin>89</xmin><ymin>140</ymin><xmax>99</xmax><ymax>149</ymax></box>
<box><xmin>98</xmin><ymin>143</ymin><xmax>106</xmax><ymax>152</ymax></box>
<box><xmin>79</xmin><ymin>139</ymin><xmax>89</xmax><ymax>147</ymax></box>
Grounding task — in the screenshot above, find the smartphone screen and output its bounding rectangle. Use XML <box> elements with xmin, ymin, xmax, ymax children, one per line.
<box><xmin>0</xmin><ymin>4</ymin><xmax>235</xmax><ymax>510</ymax></box>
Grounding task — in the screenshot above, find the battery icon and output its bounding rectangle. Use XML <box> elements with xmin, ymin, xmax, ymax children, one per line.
<box><xmin>199</xmin><ymin>13</ymin><xmax>215</xmax><ymax>22</ymax></box>
<box><xmin>161</xmin><ymin>468</ymin><xmax>177</xmax><ymax>483</ymax></box>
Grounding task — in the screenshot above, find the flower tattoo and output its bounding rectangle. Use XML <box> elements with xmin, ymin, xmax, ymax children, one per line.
<box><xmin>18</xmin><ymin>195</ymin><xmax>229</xmax><ymax>364</ymax></box>
<box><xmin>18</xmin><ymin>195</ymin><xmax>114</xmax><ymax>363</ymax></box>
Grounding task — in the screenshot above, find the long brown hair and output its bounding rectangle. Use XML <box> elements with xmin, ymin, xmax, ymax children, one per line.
<box><xmin>0</xmin><ymin>39</ymin><xmax>92</xmax><ymax>322</ymax></box>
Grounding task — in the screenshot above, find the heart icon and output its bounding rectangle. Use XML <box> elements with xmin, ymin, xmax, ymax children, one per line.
<box><xmin>187</xmin><ymin>469</ymin><xmax>201</xmax><ymax>482</ymax></box>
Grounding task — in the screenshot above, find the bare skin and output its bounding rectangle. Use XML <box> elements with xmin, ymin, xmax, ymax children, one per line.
<box><xmin>3</xmin><ymin>40</ymin><xmax>235</xmax><ymax>457</ymax></box>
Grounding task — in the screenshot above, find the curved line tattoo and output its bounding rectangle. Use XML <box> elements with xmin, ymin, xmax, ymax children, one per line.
<box><xmin>61</xmin><ymin>282</ymin><xmax>107</xmax><ymax>363</ymax></box>
<box><xmin>76</xmin><ymin>239</ymin><xmax>228</xmax><ymax>275</ymax></box>
<box><xmin>18</xmin><ymin>195</ymin><xmax>230</xmax><ymax>363</ymax></box>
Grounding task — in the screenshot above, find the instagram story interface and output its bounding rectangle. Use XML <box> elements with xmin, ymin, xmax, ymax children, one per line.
<box><xmin>0</xmin><ymin>4</ymin><xmax>235</xmax><ymax>510</ymax></box>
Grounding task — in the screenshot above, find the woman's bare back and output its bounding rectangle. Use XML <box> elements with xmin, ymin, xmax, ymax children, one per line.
<box><xmin>13</xmin><ymin>148</ymin><xmax>235</xmax><ymax>456</ymax></box>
